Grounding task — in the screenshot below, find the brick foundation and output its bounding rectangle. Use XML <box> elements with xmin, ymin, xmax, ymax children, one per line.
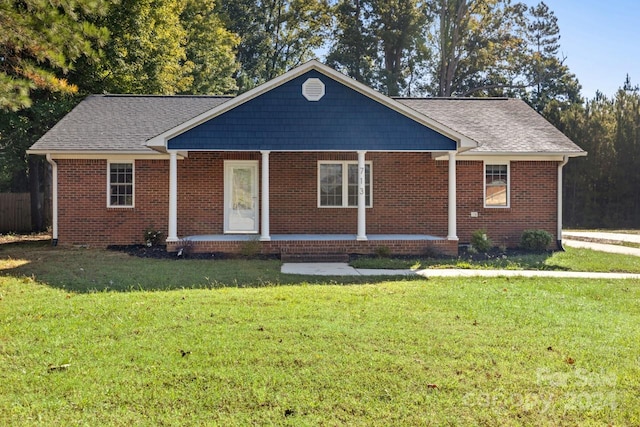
<box><xmin>166</xmin><ymin>238</ymin><xmax>459</xmax><ymax>257</ymax></box>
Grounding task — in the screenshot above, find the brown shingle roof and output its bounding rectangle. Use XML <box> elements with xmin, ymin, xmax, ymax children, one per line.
<box><xmin>29</xmin><ymin>95</ymin><xmax>231</xmax><ymax>153</ymax></box>
<box><xmin>397</xmin><ymin>97</ymin><xmax>584</xmax><ymax>154</ymax></box>
<box><xmin>30</xmin><ymin>94</ymin><xmax>584</xmax><ymax>155</ymax></box>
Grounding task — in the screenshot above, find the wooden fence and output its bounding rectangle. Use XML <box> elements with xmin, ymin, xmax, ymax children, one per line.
<box><xmin>0</xmin><ymin>193</ymin><xmax>40</xmax><ymax>233</ymax></box>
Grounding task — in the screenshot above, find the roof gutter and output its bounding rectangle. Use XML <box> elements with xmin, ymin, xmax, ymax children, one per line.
<box><xmin>45</xmin><ymin>154</ymin><xmax>58</xmax><ymax>246</ymax></box>
<box><xmin>557</xmin><ymin>155</ymin><xmax>569</xmax><ymax>251</ymax></box>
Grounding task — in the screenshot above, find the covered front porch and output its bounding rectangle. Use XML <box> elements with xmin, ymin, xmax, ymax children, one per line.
<box><xmin>161</xmin><ymin>149</ymin><xmax>461</xmax><ymax>256</ymax></box>
<box><xmin>146</xmin><ymin>62</ymin><xmax>477</xmax><ymax>257</ymax></box>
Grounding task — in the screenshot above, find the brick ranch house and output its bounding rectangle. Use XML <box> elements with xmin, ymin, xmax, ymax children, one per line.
<box><xmin>29</xmin><ymin>61</ymin><xmax>585</xmax><ymax>257</ymax></box>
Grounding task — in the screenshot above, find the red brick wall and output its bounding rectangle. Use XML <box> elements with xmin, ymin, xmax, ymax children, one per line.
<box><xmin>55</xmin><ymin>154</ymin><xmax>559</xmax><ymax>249</ymax></box>
<box><xmin>269</xmin><ymin>152</ymin><xmax>448</xmax><ymax>235</ymax></box>
<box><xmin>57</xmin><ymin>159</ymin><xmax>169</xmax><ymax>246</ymax></box>
<box><xmin>176</xmin><ymin>152</ymin><xmax>260</xmax><ymax>236</ymax></box>
<box><xmin>456</xmin><ymin>160</ymin><xmax>558</xmax><ymax>246</ymax></box>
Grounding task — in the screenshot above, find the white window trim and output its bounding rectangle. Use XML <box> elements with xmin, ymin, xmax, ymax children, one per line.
<box><xmin>107</xmin><ymin>160</ymin><xmax>135</xmax><ymax>208</ymax></box>
<box><xmin>317</xmin><ymin>161</ymin><xmax>372</xmax><ymax>208</ymax></box>
<box><xmin>483</xmin><ymin>161</ymin><xmax>510</xmax><ymax>209</ymax></box>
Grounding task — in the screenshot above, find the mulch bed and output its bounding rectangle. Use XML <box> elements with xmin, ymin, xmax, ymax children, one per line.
<box><xmin>107</xmin><ymin>245</ymin><xmax>279</xmax><ymax>260</ymax></box>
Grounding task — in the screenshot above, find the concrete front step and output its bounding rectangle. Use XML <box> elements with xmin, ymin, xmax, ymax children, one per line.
<box><xmin>280</xmin><ymin>253</ymin><xmax>350</xmax><ymax>263</ymax></box>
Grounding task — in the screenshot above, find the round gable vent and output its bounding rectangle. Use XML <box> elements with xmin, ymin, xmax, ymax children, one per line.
<box><xmin>302</xmin><ymin>78</ymin><xmax>325</xmax><ymax>101</ymax></box>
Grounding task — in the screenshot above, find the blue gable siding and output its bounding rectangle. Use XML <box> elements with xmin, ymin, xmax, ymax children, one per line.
<box><xmin>168</xmin><ymin>70</ymin><xmax>456</xmax><ymax>151</ymax></box>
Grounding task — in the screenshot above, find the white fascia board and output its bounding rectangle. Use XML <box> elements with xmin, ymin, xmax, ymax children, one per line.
<box><xmin>27</xmin><ymin>151</ymin><xmax>185</xmax><ymax>160</ymax></box>
<box><xmin>145</xmin><ymin>60</ymin><xmax>478</xmax><ymax>150</ymax></box>
<box><xmin>432</xmin><ymin>151</ymin><xmax>587</xmax><ymax>161</ymax></box>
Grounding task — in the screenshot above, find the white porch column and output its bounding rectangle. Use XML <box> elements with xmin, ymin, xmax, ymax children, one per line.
<box><xmin>447</xmin><ymin>151</ymin><xmax>458</xmax><ymax>241</ymax></box>
<box><xmin>260</xmin><ymin>150</ymin><xmax>271</xmax><ymax>241</ymax></box>
<box><xmin>167</xmin><ymin>150</ymin><xmax>178</xmax><ymax>242</ymax></box>
<box><xmin>356</xmin><ymin>150</ymin><xmax>367</xmax><ymax>241</ymax></box>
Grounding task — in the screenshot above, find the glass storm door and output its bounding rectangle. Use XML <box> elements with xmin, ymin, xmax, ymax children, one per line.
<box><xmin>224</xmin><ymin>161</ymin><xmax>259</xmax><ymax>233</ymax></box>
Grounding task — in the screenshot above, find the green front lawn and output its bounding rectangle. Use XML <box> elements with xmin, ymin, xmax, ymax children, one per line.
<box><xmin>1</xmin><ymin>241</ymin><xmax>639</xmax><ymax>425</ymax></box>
<box><xmin>350</xmin><ymin>247</ymin><xmax>640</xmax><ymax>273</ymax></box>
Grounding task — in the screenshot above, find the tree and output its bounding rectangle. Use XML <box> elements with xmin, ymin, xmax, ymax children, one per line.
<box><xmin>0</xmin><ymin>93</ymin><xmax>80</xmax><ymax>230</ymax></box>
<box><xmin>425</xmin><ymin>0</ymin><xmax>525</xmax><ymax>97</ymax></box>
<box><xmin>611</xmin><ymin>78</ymin><xmax>640</xmax><ymax>225</ymax></box>
<box><xmin>326</xmin><ymin>0</ymin><xmax>377</xmax><ymax>87</ymax></box>
<box><xmin>522</xmin><ymin>1</ymin><xmax>581</xmax><ymax>112</ymax></box>
<box><xmin>0</xmin><ymin>0</ymin><xmax>108</xmax><ymax>110</ymax></box>
<box><xmin>81</xmin><ymin>0</ymin><xmax>195</xmax><ymax>94</ymax></box>
<box><xmin>370</xmin><ymin>0</ymin><xmax>429</xmax><ymax>96</ymax></box>
<box><xmin>218</xmin><ymin>0</ymin><xmax>331</xmax><ymax>92</ymax></box>
<box><xmin>559</xmin><ymin>78</ymin><xmax>640</xmax><ymax>228</ymax></box>
<box><xmin>180</xmin><ymin>0</ymin><xmax>240</xmax><ymax>95</ymax></box>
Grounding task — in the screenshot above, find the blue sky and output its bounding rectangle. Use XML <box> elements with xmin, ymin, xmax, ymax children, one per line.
<box><xmin>522</xmin><ymin>0</ymin><xmax>640</xmax><ymax>99</ymax></box>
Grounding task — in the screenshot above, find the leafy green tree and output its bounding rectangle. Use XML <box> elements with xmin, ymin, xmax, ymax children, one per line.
<box><xmin>180</xmin><ymin>0</ymin><xmax>240</xmax><ymax>95</ymax></box>
<box><xmin>0</xmin><ymin>93</ymin><xmax>80</xmax><ymax>230</ymax></box>
<box><xmin>327</xmin><ymin>0</ymin><xmax>429</xmax><ymax>96</ymax></box>
<box><xmin>370</xmin><ymin>0</ymin><xmax>429</xmax><ymax>96</ymax></box>
<box><xmin>218</xmin><ymin>0</ymin><xmax>331</xmax><ymax>92</ymax></box>
<box><xmin>425</xmin><ymin>0</ymin><xmax>525</xmax><ymax>97</ymax></box>
<box><xmin>0</xmin><ymin>0</ymin><xmax>108</xmax><ymax>110</ymax></box>
<box><xmin>85</xmin><ymin>0</ymin><xmax>194</xmax><ymax>94</ymax></box>
<box><xmin>326</xmin><ymin>0</ymin><xmax>377</xmax><ymax>87</ymax></box>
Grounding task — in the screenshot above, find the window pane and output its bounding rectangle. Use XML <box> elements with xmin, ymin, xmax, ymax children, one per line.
<box><xmin>110</xmin><ymin>163</ymin><xmax>133</xmax><ymax>206</ymax></box>
<box><xmin>485</xmin><ymin>164</ymin><xmax>508</xmax><ymax>206</ymax></box>
<box><xmin>347</xmin><ymin>164</ymin><xmax>371</xmax><ymax>207</ymax></box>
<box><xmin>320</xmin><ymin>164</ymin><xmax>342</xmax><ymax>206</ymax></box>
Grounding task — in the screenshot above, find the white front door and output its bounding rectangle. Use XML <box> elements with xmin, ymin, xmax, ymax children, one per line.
<box><xmin>224</xmin><ymin>161</ymin><xmax>259</xmax><ymax>233</ymax></box>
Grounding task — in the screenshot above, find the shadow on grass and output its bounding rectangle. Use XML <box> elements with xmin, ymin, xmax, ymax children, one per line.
<box><xmin>0</xmin><ymin>240</ymin><xmax>422</xmax><ymax>293</ymax></box>
<box><xmin>350</xmin><ymin>249</ymin><xmax>570</xmax><ymax>272</ymax></box>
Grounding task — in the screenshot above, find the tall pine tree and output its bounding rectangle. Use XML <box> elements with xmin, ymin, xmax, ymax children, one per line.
<box><xmin>0</xmin><ymin>0</ymin><xmax>109</xmax><ymax>110</ymax></box>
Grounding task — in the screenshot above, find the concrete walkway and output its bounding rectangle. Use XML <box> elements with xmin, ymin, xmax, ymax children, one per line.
<box><xmin>563</xmin><ymin>231</ymin><xmax>640</xmax><ymax>257</ymax></box>
<box><xmin>563</xmin><ymin>231</ymin><xmax>640</xmax><ymax>244</ymax></box>
<box><xmin>281</xmin><ymin>262</ymin><xmax>640</xmax><ymax>279</ymax></box>
<box><xmin>281</xmin><ymin>231</ymin><xmax>640</xmax><ymax>278</ymax></box>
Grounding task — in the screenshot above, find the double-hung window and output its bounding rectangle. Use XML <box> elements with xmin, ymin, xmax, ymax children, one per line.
<box><xmin>108</xmin><ymin>162</ymin><xmax>134</xmax><ymax>207</ymax></box>
<box><xmin>484</xmin><ymin>163</ymin><xmax>509</xmax><ymax>207</ymax></box>
<box><xmin>318</xmin><ymin>161</ymin><xmax>371</xmax><ymax>207</ymax></box>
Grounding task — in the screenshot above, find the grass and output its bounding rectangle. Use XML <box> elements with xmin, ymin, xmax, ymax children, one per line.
<box><xmin>350</xmin><ymin>247</ymin><xmax>640</xmax><ymax>273</ymax></box>
<box><xmin>2</xmin><ymin>274</ymin><xmax>640</xmax><ymax>425</ymax></box>
<box><xmin>1</xmin><ymin>239</ymin><xmax>640</xmax><ymax>425</ymax></box>
<box><xmin>0</xmin><ymin>240</ymin><xmax>408</xmax><ymax>292</ymax></box>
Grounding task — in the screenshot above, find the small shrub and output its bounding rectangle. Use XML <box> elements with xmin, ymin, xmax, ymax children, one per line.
<box><xmin>143</xmin><ymin>227</ymin><xmax>163</xmax><ymax>247</ymax></box>
<box><xmin>470</xmin><ymin>229</ymin><xmax>492</xmax><ymax>253</ymax></box>
<box><xmin>240</xmin><ymin>237</ymin><xmax>261</xmax><ymax>258</ymax></box>
<box><xmin>375</xmin><ymin>246</ymin><xmax>391</xmax><ymax>258</ymax></box>
<box><xmin>520</xmin><ymin>229</ymin><xmax>553</xmax><ymax>252</ymax></box>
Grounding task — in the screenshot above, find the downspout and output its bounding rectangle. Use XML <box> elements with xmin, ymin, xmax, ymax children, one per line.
<box><xmin>45</xmin><ymin>154</ymin><xmax>58</xmax><ymax>246</ymax></box>
<box><xmin>556</xmin><ymin>155</ymin><xmax>569</xmax><ymax>251</ymax></box>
